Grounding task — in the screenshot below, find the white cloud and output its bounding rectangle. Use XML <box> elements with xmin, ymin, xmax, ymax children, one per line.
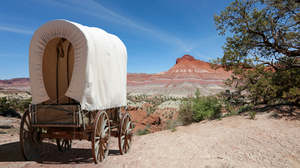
<box><xmin>46</xmin><ymin>0</ymin><xmax>193</xmax><ymax>52</ymax></box>
<box><xmin>195</xmin><ymin>52</ymin><xmax>213</xmax><ymax>60</ymax></box>
<box><xmin>0</xmin><ymin>25</ymin><xmax>34</xmax><ymax>35</ymax></box>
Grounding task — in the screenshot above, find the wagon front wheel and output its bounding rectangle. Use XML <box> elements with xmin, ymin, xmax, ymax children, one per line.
<box><xmin>20</xmin><ymin>110</ymin><xmax>42</xmax><ymax>161</ymax></box>
<box><xmin>118</xmin><ymin>113</ymin><xmax>133</xmax><ymax>155</ymax></box>
<box><xmin>91</xmin><ymin>111</ymin><xmax>110</xmax><ymax>164</ymax></box>
<box><xmin>56</xmin><ymin>139</ymin><xmax>72</xmax><ymax>152</ymax></box>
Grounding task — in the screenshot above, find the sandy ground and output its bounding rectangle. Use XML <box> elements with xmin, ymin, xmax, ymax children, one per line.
<box><xmin>1</xmin><ymin>105</ymin><xmax>300</xmax><ymax>168</ymax></box>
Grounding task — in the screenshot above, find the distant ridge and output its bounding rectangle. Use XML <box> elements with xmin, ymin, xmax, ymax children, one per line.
<box><xmin>0</xmin><ymin>78</ymin><xmax>30</xmax><ymax>87</ymax></box>
<box><xmin>1</xmin><ymin>55</ymin><xmax>232</xmax><ymax>97</ymax></box>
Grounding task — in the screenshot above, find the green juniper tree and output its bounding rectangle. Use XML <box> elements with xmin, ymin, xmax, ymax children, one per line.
<box><xmin>212</xmin><ymin>0</ymin><xmax>300</xmax><ymax>104</ymax></box>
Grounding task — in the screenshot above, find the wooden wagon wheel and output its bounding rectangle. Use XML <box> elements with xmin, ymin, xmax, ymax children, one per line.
<box><xmin>20</xmin><ymin>110</ymin><xmax>42</xmax><ymax>161</ymax></box>
<box><xmin>118</xmin><ymin>113</ymin><xmax>133</xmax><ymax>155</ymax></box>
<box><xmin>56</xmin><ymin>139</ymin><xmax>72</xmax><ymax>152</ymax></box>
<box><xmin>91</xmin><ymin>111</ymin><xmax>110</xmax><ymax>164</ymax></box>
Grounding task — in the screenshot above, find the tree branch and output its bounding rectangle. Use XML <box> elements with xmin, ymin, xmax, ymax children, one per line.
<box><xmin>258</xmin><ymin>59</ymin><xmax>278</xmax><ymax>71</ymax></box>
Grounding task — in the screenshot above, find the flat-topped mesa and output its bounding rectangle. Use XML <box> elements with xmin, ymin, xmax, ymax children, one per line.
<box><xmin>176</xmin><ymin>54</ymin><xmax>196</xmax><ymax>64</ymax></box>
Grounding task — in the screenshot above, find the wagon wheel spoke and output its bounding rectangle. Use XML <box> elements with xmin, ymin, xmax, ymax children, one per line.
<box><xmin>26</xmin><ymin>144</ymin><xmax>33</xmax><ymax>160</ymax></box>
<box><xmin>126</xmin><ymin>120</ymin><xmax>131</xmax><ymax>130</ymax></box>
<box><xmin>97</xmin><ymin>115</ymin><xmax>102</xmax><ymax>135</ymax></box>
<box><xmin>123</xmin><ymin>138</ymin><xmax>127</xmax><ymax>152</ymax></box>
<box><xmin>63</xmin><ymin>141</ymin><xmax>67</xmax><ymax>150</ymax></box>
<box><xmin>125</xmin><ymin>137</ymin><xmax>130</xmax><ymax>153</ymax></box>
<box><xmin>101</xmin><ymin>144</ymin><xmax>105</xmax><ymax>158</ymax></box>
<box><xmin>102</xmin><ymin>119</ymin><xmax>108</xmax><ymax>131</ymax></box>
<box><xmin>104</xmin><ymin>126</ymin><xmax>109</xmax><ymax>134</ymax></box>
<box><xmin>24</xmin><ymin>119</ymin><xmax>31</xmax><ymax>131</ymax></box>
<box><xmin>26</xmin><ymin>113</ymin><xmax>31</xmax><ymax>126</ymax></box>
<box><xmin>103</xmin><ymin>143</ymin><xmax>108</xmax><ymax>150</ymax></box>
<box><xmin>98</xmin><ymin>145</ymin><xmax>102</xmax><ymax>162</ymax></box>
<box><xmin>56</xmin><ymin>139</ymin><xmax>72</xmax><ymax>152</ymax></box>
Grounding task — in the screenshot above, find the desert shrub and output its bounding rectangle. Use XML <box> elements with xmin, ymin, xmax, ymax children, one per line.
<box><xmin>178</xmin><ymin>89</ymin><xmax>222</xmax><ymax>125</ymax></box>
<box><xmin>3</xmin><ymin>108</ymin><xmax>20</xmax><ymax>118</ymax></box>
<box><xmin>229</xmin><ymin>109</ymin><xmax>238</xmax><ymax>116</ymax></box>
<box><xmin>192</xmin><ymin>94</ymin><xmax>222</xmax><ymax>122</ymax></box>
<box><xmin>168</xmin><ymin>113</ymin><xmax>173</xmax><ymax>120</ymax></box>
<box><xmin>0</xmin><ymin>97</ymin><xmax>10</xmax><ymax>116</ymax></box>
<box><xmin>166</xmin><ymin>119</ymin><xmax>182</xmax><ymax>130</ymax></box>
<box><xmin>16</xmin><ymin>97</ymin><xmax>32</xmax><ymax>112</ymax></box>
<box><xmin>271</xmin><ymin>112</ymin><xmax>279</xmax><ymax>118</ymax></box>
<box><xmin>239</xmin><ymin>104</ymin><xmax>254</xmax><ymax>112</ymax></box>
<box><xmin>146</xmin><ymin>106</ymin><xmax>156</xmax><ymax>117</ymax></box>
<box><xmin>248</xmin><ymin>111</ymin><xmax>257</xmax><ymax>119</ymax></box>
<box><xmin>177</xmin><ymin>100</ymin><xmax>194</xmax><ymax>125</ymax></box>
<box><xmin>137</xmin><ymin>128</ymin><xmax>151</xmax><ymax>136</ymax></box>
<box><xmin>228</xmin><ymin>104</ymin><xmax>254</xmax><ymax>116</ymax></box>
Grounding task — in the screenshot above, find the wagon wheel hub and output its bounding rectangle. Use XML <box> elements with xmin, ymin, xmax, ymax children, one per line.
<box><xmin>100</xmin><ymin>132</ymin><xmax>109</xmax><ymax>143</ymax></box>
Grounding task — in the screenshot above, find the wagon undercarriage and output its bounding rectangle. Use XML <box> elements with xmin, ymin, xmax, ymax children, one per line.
<box><xmin>20</xmin><ymin>105</ymin><xmax>133</xmax><ymax>163</ymax></box>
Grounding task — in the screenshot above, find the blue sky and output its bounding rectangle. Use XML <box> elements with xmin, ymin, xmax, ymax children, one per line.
<box><xmin>0</xmin><ymin>0</ymin><xmax>234</xmax><ymax>80</ymax></box>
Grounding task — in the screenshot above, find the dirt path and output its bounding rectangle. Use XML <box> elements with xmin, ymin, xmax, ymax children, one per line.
<box><xmin>1</xmin><ymin>107</ymin><xmax>300</xmax><ymax>168</ymax></box>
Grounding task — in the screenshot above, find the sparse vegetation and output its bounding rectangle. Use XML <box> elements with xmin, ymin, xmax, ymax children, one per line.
<box><xmin>137</xmin><ymin>128</ymin><xmax>151</xmax><ymax>136</ymax></box>
<box><xmin>165</xmin><ymin>119</ymin><xmax>182</xmax><ymax>131</ymax></box>
<box><xmin>227</xmin><ymin>104</ymin><xmax>254</xmax><ymax>116</ymax></box>
<box><xmin>146</xmin><ymin>124</ymin><xmax>152</xmax><ymax>129</ymax></box>
<box><xmin>0</xmin><ymin>96</ymin><xmax>30</xmax><ymax>117</ymax></box>
<box><xmin>248</xmin><ymin>111</ymin><xmax>257</xmax><ymax>119</ymax></box>
<box><xmin>178</xmin><ymin>88</ymin><xmax>222</xmax><ymax>125</ymax></box>
<box><xmin>168</xmin><ymin>113</ymin><xmax>173</xmax><ymax>119</ymax></box>
<box><xmin>271</xmin><ymin>112</ymin><xmax>278</xmax><ymax>118</ymax></box>
<box><xmin>127</xmin><ymin>94</ymin><xmax>180</xmax><ymax>108</ymax></box>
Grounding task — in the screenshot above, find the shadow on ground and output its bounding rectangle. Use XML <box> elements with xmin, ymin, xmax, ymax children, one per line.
<box><xmin>255</xmin><ymin>105</ymin><xmax>300</xmax><ymax>121</ymax></box>
<box><xmin>0</xmin><ymin>141</ymin><xmax>120</xmax><ymax>164</ymax></box>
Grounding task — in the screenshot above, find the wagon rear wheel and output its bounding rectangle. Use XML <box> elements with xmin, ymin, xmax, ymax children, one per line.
<box><xmin>118</xmin><ymin>113</ymin><xmax>133</xmax><ymax>155</ymax></box>
<box><xmin>56</xmin><ymin>139</ymin><xmax>72</xmax><ymax>152</ymax></box>
<box><xmin>92</xmin><ymin>111</ymin><xmax>110</xmax><ymax>164</ymax></box>
<box><xmin>20</xmin><ymin>110</ymin><xmax>42</xmax><ymax>161</ymax></box>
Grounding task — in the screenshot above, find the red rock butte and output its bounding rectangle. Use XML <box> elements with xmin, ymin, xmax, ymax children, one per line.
<box><xmin>127</xmin><ymin>54</ymin><xmax>232</xmax><ymax>97</ymax></box>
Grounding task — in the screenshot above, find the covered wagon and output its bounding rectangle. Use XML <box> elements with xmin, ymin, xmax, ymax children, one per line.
<box><xmin>20</xmin><ymin>20</ymin><xmax>133</xmax><ymax>163</ymax></box>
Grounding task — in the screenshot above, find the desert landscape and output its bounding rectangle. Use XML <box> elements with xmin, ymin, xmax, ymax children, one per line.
<box><xmin>1</xmin><ymin>55</ymin><xmax>300</xmax><ymax>167</ymax></box>
<box><xmin>1</xmin><ymin>0</ymin><xmax>300</xmax><ymax>167</ymax></box>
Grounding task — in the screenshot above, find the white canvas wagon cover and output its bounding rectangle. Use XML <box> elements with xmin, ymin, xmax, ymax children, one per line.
<box><xmin>29</xmin><ymin>20</ymin><xmax>127</xmax><ymax>111</ymax></box>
